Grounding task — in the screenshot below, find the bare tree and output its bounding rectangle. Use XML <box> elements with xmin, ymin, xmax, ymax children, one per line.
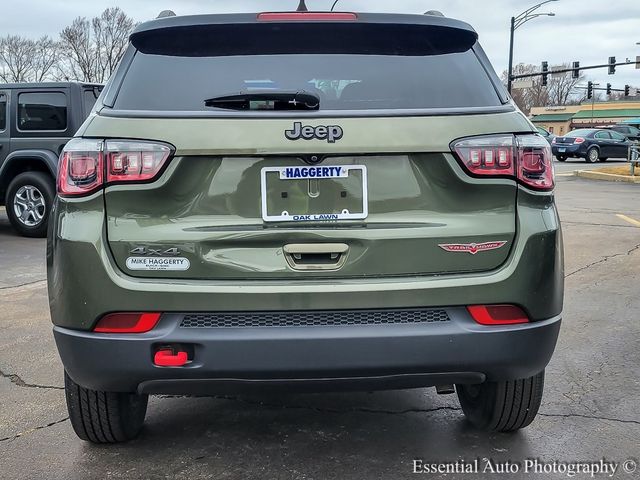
<box><xmin>32</xmin><ymin>37</ymin><xmax>60</xmax><ymax>82</ymax></box>
<box><xmin>547</xmin><ymin>63</ymin><xmax>585</xmax><ymax>106</ymax></box>
<box><xmin>502</xmin><ymin>63</ymin><xmax>550</xmax><ymax>114</ymax></box>
<box><xmin>503</xmin><ymin>62</ymin><xmax>589</xmax><ymax>114</ymax></box>
<box><xmin>59</xmin><ymin>7</ymin><xmax>135</xmax><ymax>82</ymax></box>
<box><xmin>93</xmin><ymin>8</ymin><xmax>135</xmax><ymax>81</ymax></box>
<box><xmin>0</xmin><ymin>35</ymin><xmax>36</xmax><ymax>82</ymax></box>
<box><xmin>59</xmin><ymin>17</ymin><xmax>97</xmax><ymax>81</ymax></box>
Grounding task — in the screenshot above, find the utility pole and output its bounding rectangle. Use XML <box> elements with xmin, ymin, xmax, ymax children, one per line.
<box><xmin>507</xmin><ymin>1</ymin><xmax>558</xmax><ymax>94</ymax></box>
<box><xmin>508</xmin><ymin>16</ymin><xmax>515</xmax><ymax>93</ymax></box>
<box><xmin>590</xmin><ymin>83</ymin><xmax>600</xmax><ymax>127</ymax></box>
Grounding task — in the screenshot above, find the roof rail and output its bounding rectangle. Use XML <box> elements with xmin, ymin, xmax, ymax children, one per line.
<box><xmin>157</xmin><ymin>10</ymin><xmax>176</xmax><ymax>19</ymax></box>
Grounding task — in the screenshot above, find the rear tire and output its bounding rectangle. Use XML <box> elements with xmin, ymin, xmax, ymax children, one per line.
<box><xmin>5</xmin><ymin>171</ymin><xmax>55</xmax><ymax>238</ymax></box>
<box><xmin>64</xmin><ymin>371</ymin><xmax>148</xmax><ymax>443</ymax></box>
<box><xmin>456</xmin><ymin>371</ymin><xmax>545</xmax><ymax>432</ymax></box>
<box><xmin>586</xmin><ymin>147</ymin><xmax>600</xmax><ymax>163</ymax></box>
<box><xmin>555</xmin><ymin>156</ymin><xmax>567</xmax><ymax>162</ymax></box>
<box><xmin>599</xmin><ymin>158</ymin><xmax>608</xmax><ymax>162</ymax></box>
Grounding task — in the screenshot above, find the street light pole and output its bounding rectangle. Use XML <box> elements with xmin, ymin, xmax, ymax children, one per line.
<box><xmin>508</xmin><ymin>16</ymin><xmax>516</xmax><ymax>94</ymax></box>
<box><xmin>507</xmin><ymin>0</ymin><xmax>558</xmax><ymax>94</ymax></box>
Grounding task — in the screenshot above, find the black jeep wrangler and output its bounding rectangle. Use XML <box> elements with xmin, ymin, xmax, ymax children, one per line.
<box><xmin>0</xmin><ymin>82</ymin><xmax>103</xmax><ymax>237</ymax></box>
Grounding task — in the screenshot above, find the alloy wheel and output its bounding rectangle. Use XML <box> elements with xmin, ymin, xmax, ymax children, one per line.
<box><xmin>12</xmin><ymin>185</ymin><xmax>46</xmax><ymax>227</ymax></box>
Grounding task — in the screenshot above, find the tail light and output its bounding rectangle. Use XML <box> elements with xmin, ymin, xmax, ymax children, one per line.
<box><xmin>574</xmin><ymin>137</ymin><xmax>585</xmax><ymax>144</ymax></box>
<box><xmin>551</xmin><ymin>137</ymin><xmax>557</xmax><ymax>144</ymax></box>
<box><xmin>106</xmin><ymin>141</ymin><xmax>171</xmax><ymax>183</ymax></box>
<box><xmin>468</xmin><ymin>305</ymin><xmax>529</xmax><ymax>325</ymax></box>
<box><xmin>58</xmin><ymin>139</ymin><xmax>173</xmax><ymax>197</ymax></box>
<box><xmin>57</xmin><ymin>139</ymin><xmax>104</xmax><ymax>196</ymax></box>
<box><xmin>452</xmin><ymin>134</ymin><xmax>554</xmax><ymax>191</ymax></box>
<box><xmin>94</xmin><ymin>312</ymin><xmax>161</xmax><ymax>333</ymax></box>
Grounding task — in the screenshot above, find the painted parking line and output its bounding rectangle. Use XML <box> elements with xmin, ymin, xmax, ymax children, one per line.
<box><xmin>556</xmin><ymin>172</ymin><xmax>575</xmax><ymax>177</ymax></box>
<box><xmin>616</xmin><ymin>214</ymin><xmax>640</xmax><ymax>228</ymax></box>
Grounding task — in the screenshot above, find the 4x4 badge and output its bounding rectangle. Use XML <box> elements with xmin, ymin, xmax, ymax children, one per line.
<box><xmin>130</xmin><ymin>246</ymin><xmax>180</xmax><ymax>256</ymax></box>
<box><xmin>439</xmin><ymin>241</ymin><xmax>507</xmax><ymax>255</ymax></box>
<box><xmin>285</xmin><ymin>122</ymin><xmax>343</xmax><ymax>143</ymax></box>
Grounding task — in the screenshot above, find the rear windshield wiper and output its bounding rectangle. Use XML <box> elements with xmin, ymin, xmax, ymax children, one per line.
<box><xmin>204</xmin><ymin>91</ymin><xmax>320</xmax><ymax>111</ymax></box>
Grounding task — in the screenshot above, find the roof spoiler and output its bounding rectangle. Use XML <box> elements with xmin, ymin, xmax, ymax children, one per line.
<box><xmin>131</xmin><ymin>13</ymin><xmax>478</xmax><ymax>57</ymax></box>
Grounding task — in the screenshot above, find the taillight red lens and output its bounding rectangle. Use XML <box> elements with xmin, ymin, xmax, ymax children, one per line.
<box><xmin>106</xmin><ymin>141</ymin><xmax>171</xmax><ymax>183</ymax></box>
<box><xmin>574</xmin><ymin>137</ymin><xmax>585</xmax><ymax>144</ymax></box>
<box><xmin>257</xmin><ymin>12</ymin><xmax>358</xmax><ymax>21</ymax></box>
<box><xmin>58</xmin><ymin>139</ymin><xmax>173</xmax><ymax>197</ymax></box>
<box><xmin>94</xmin><ymin>313</ymin><xmax>161</xmax><ymax>333</ymax></box>
<box><xmin>452</xmin><ymin>134</ymin><xmax>554</xmax><ymax>191</ymax></box>
<box><xmin>516</xmin><ymin>135</ymin><xmax>554</xmax><ymax>190</ymax></box>
<box><xmin>57</xmin><ymin>139</ymin><xmax>104</xmax><ymax>196</ymax></box>
<box><xmin>468</xmin><ymin>305</ymin><xmax>529</xmax><ymax>325</ymax></box>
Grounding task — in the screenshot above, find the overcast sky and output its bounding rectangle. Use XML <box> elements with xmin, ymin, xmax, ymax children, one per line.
<box><xmin>2</xmin><ymin>0</ymin><xmax>639</xmax><ymax>89</ymax></box>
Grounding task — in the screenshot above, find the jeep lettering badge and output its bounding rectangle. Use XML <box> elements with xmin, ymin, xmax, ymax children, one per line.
<box><xmin>285</xmin><ymin>122</ymin><xmax>344</xmax><ymax>143</ymax></box>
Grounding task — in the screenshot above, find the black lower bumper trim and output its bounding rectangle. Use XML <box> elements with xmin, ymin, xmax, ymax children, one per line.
<box><xmin>138</xmin><ymin>372</ymin><xmax>485</xmax><ymax>395</ymax></box>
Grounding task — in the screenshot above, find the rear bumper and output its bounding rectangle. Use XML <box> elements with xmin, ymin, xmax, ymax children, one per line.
<box><xmin>552</xmin><ymin>144</ymin><xmax>584</xmax><ymax>157</ymax></box>
<box><xmin>55</xmin><ymin>310</ymin><xmax>561</xmax><ymax>394</ymax></box>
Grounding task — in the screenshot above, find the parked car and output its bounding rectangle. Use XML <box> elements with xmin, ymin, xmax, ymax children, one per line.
<box><xmin>49</xmin><ymin>10</ymin><xmax>563</xmax><ymax>443</ymax></box>
<box><xmin>605</xmin><ymin>124</ymin><xmax>640</xmax><ymax>142</ymax></box>
<box><xmin>552</xmin><ymin>128</ymin><xmax>631</xmax><ymax>162</ymax></box>
<box><xmin>0</xmin><ymin>82</ymin><xmax>103</xmax><ymax>237</ymax></box>
<box><xmin>536</xmin><ymin>126</ymin><xmax>556</xmax><ymax>144</ymax></box>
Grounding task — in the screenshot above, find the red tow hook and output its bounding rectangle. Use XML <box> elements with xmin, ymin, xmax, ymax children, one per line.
<box><xmin>154</xmin><ymin>348</ymin><xmax>189</xmax><ymax>367</ymax></box>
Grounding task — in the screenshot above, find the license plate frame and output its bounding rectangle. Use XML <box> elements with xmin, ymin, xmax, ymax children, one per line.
<box><xmin>260</xmin><ymin>165</ymin><xmax>368</xmax><ymax>223</ymax></box>
<box><xmin>558</xmin><ymin>147</ymin><xmax>566</xmax><ymax>153</ymax></box>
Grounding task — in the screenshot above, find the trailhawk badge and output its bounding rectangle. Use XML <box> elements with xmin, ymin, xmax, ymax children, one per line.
<box><xmin>439</xmin><ymin>241</ymin><xmax>508</xmax><ymax>255</ymax></box>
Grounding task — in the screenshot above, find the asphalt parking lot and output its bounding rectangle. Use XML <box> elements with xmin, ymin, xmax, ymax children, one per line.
<box><xmin>1</xmin><ymin>169</ymin><xmax>639</xmax><ymax>480</ymax></box>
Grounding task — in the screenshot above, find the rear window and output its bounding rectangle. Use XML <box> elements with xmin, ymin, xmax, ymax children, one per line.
<box><xmin>114</xmin><ymin>23</ymin><xmax>502</xmax><ymax>112</ymax></box>
<box><xmin>83</xmin><ymin>88</ymin><xmax>101</xmax><ymax>117</ymax></box>
<box><xmin>567</xmin><ymin>129</ymin><xmax>594</xmax><ymax>137</ymax></box>
<box><xmin>18</xmin><ymin>92</ymin><xmax>67</xmax><ymax>131</ymax></box>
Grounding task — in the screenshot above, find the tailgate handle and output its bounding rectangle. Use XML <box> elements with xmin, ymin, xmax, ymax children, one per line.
<box><xmin>283</xmin><ymin>243</ymin><xmax>349</xmax><ymax>271</ymax></box>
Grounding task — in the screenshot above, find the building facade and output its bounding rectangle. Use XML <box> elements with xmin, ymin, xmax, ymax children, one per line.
<box><xmin>531</xmin><ymin>101</ymin><xmax>640</xmax><ymax>133</ymax></box>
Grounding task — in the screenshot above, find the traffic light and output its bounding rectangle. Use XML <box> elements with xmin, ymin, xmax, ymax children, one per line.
<box><xmin>625</xmin><ymin>85</ymin><xmax>631</xmax><ymax>97</ymax></box>
<box><xmin>608</xmin><ymin>56</ymin><xmax>616</xmax><ymax>75</ymax></box>
<box><xmin>541</xmin><ymin>61</ymin><xmax>549</xmax><ymax>86</ymax></box>
<box><xmin>606</xmin><ymin>83</ymin><xmax>612</xmax><ymax>95</ymax></box>
<box><xmin>572</xmin><ymin>61</ymin><xmax>580</xmax><ymax>79</ymax></box>
<box><xmin>587</xmin><ymin>81</ymin><xmax>593</xmax><ymax>99</ymax></box>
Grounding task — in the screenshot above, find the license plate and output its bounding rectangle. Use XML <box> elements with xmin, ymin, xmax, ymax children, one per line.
<box><xmin>558</xmin><ymin>148</ymin><xmax>566</xmax><ymax>152</ymax></box>
<box><xmin>261</xmin><ymin>165</ymin><xmax>368</xmax><ymax>222</ymax></box>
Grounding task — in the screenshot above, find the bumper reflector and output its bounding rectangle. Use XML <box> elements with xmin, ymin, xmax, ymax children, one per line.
<box><xmin>467</xmin><ymin>305</ymin><xmax>529</xmax><ymax>325</ymax></box>
<box><xmin>94</xmin><ymin>313</ymin><xmax>161</xmax><ymax>333</ymax></box>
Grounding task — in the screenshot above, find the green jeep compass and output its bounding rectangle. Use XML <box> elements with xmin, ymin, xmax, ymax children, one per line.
<box><xmin>47</xmin><ymin>10</ymin><xmax>563</xmax><ymax>443</ymax></box>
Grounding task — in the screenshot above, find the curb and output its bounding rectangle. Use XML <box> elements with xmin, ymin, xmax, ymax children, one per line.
<box><xmin>575</xmin><ymin>170</ymin><xmax>640</xmax><ymax>184</ymax></box>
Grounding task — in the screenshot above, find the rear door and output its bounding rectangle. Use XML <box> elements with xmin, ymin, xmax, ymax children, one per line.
<box><xmin>593</xmin><ymin>131</ymin><xmax>613</xmax><ymax>157</ymax></box>
<box><xmin>96</xmin><ymin>16</ymin><xmax>523</xmax><ymax>280</ymax></box>
<box><xmin>609</xmin><ymin>130</ymin><xmax>630</xmax><ymax>158</ymax></box>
